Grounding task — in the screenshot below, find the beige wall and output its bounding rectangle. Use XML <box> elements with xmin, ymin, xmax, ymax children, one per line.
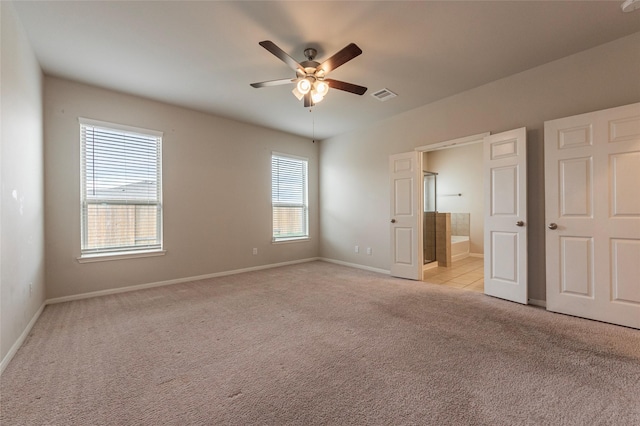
<box><xmin>44</xmin><ymin>77</ymin><xmax>318</xmax><ymax>299</ymax></box>
<box><xmin>426</xmin><ymin>143</ymin><xmax>484</xmax><ymax>254</ymax></box>
<box><xmin>319</xmin><ymin>32</ymin><xmax>640</xmax><ymax>302</ymax></box>
<box><xmin>0</xmin><ymin>2</ymin><xmax>46</xmax><ymax>366</ymax></box>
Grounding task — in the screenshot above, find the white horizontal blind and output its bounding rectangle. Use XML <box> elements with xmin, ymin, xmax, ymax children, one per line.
<box><xmin>80</xmin><ymin>118</ymin><xmax>163</xmax><ymax>255</ymax></box>
<box><xmin>272</xmin><ymin>154</ymin><xmax>308</xmax><ymax>241</ymax></box>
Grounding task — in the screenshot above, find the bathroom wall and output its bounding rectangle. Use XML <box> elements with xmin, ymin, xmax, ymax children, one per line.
<box><xmin>426</xmin><ymin>143</ymin><xmax>483</xmax><ymax>254</ymax></box>
<box><xmin>451</xmin><ymin>213</ymin><xmax>471</xmax><ymax>237</ymax></box>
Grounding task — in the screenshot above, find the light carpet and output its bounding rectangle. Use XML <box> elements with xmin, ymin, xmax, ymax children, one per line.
<box><xmin>1</xmin><ymin>261</ymin><xmax>639</xmax><ymax>425</ymax></box>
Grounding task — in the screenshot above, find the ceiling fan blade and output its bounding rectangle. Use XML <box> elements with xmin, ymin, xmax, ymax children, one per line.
<box><xmin>325</xmin><ymin>79</ymin><xmax>368</xmax><ymax>95</ymax></box>
<box><xmin>250</xmin><ymin>78</ymin><xmax>295</xmax><ymax>88</ymax></box>
<box><xmin>317</xmin><ymin>43</ymin><xmax>363</xmax><ymax>74</ymax></box>
<box><xmin>259</xmin><ymin>40</ymin><xmax>305</xmax><ymax>74</ymax></box>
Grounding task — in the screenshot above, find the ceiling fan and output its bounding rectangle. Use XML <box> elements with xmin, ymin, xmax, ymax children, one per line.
<box><xmin>250</xmin><ymin>40</ymin><xmax>367</xmax><ymax>107</ymax></box>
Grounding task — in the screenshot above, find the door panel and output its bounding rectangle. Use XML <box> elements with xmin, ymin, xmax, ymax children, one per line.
<box><xmin>491</xmin><ymin>232</ymin><xmax>518</xmax><ymax>282</ymax></box>
<box><xmin>610</xmin><ymin>152</ymin><xmax>640</xmax><ymax>216</ymax></box>
<box><xmin>611</xmin><ymin>239</ymin><xmax>640</xmax><ymax>304</ymax></box>
<box><xmin>483</xmin><ymin>128</ymin><xmax>528</xmax><ymax>304</ymax></box>
<box><xmin>491</xmin><ymin>166</ymin><xmax>518</xmax><ymax>215</ymax></box>
<box><xmin>560</xmin><ymin>236</ymin><xmax>593</xmax><ymax>297</ymax></box>
<box><xmin>394</xmin><ymin>228</ymin><xmax>414</xmax><ymax>265</ymax></box>
<box><xmin>394</xmin><ymin>177</ymin><xmax>413</xmax><ymax>215</ymax></box>
<box><xmin>545</xmin><ymin>102</ymin><xmax>640</xmax><ymax>329</ymax></box>
<box><xmin>560</xmin><ymin>157</ymin><xmax>592</xmax><ymax>216</ymax></box>
<box><xmin>389</xmin><ymin>151</ymin><xmax>422</xmax><ymax>280</ymax></box>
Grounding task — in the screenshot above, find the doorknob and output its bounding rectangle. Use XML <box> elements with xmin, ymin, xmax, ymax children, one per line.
<box><xmin>516</xmin><ymin>221</ymin><xmax>525</xmax><ymax>227</ymax></box>
<box><xmin>391</xmin><ymin>219</ymin><xmax>396</xmax><ymax>223</ymax></box>
<box><xmin>548</xmin><ymin>223</ymin><xmax>558</xmax><ymax>230</ymax></box>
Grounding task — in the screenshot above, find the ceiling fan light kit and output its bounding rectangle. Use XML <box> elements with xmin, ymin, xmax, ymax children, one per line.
<box><xmin>291</xmin><ymin>85</ymin><xmax>305</xmax><ymax>101</ymax></box>
<box><xmin>250</xmin><ymin>40</ymin><xmax>367</xmax><ymax>107</ymax></box>
<box><xmin>297</xmin><ymin>78</ymin><xmax>312</xmax><ymax>94</ymax></box>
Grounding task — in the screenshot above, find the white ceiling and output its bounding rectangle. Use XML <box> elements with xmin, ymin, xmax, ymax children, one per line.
<box><xmin>12</xmin><ymin>1</ymin><xmax>640</xmax><ymax>140</ymax></box>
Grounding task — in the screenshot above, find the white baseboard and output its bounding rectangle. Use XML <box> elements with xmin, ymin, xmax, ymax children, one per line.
<box><xmin>528</xmin><ymin>298</ymin><xmax>547</xmax><ymax>308</ymax></box>
<box><xmin>319</xmin><ymin>258</ymin><xmax>390</xmax><ymax>275</ymax></box>
<box><xmin>1</xmin><ymin>302</ymin><xmax>46</xmax><ymax>375</ymax></box>
<box><xmin>46</xmin><ymin>257</ymin><xmax>320</xmax><ymax>305</ymax></box>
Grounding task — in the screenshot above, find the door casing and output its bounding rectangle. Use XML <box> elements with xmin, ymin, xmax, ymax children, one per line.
<box><xmin>392</xmin><ymin>130</ymin><xmax>529</xmax><ymax>307</ymax></box>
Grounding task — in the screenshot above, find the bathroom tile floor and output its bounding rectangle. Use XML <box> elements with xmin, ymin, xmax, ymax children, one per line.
<box><xmin>422</xmin><ymin>257</ymin><xmax>484</xmax><ymax>293</ymax></box>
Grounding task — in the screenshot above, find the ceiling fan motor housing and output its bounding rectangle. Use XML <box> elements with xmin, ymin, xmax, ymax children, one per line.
<box><xmin>303</xmin><ymin>48</ymin><xmax>317</xmax><ymax>61</ymax></box>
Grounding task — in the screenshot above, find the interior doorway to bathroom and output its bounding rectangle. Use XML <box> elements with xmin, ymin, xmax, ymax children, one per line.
<box><xmin>416</xmin><ymin>133</ymin><xmax>486</xmax><ymax>291</ymax></box>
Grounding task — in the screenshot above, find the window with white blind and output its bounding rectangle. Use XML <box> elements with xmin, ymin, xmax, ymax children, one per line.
<box><xmin>272</xmin><ymin>153</ymin><xmax>308</xmax><ymax>242</ymax></box>
<box><xmin>79</xmin><ymin>118</ymin><xmax>163</xmax><ymax>257</ymax></box>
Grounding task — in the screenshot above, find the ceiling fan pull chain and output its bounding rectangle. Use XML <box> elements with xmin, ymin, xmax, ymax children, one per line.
<box><xmin>311</xmin><ymin>108</ymin><xmax>315</xmax><ymax>143</ymax></box>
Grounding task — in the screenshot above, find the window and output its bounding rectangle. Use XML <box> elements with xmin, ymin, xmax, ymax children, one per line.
<box><xmin>80</xmin><ymin>118</ymin><xmax>163</xmax><ymax>257</ymax></box>
<box><xmin>272</xmin><ymin>153</ymin><xmax>308</xmax><ymax>242</ymax></box>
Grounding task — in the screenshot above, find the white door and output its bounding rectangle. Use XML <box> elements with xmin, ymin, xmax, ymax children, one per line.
<box><xmin>545</xmin><ymin>103</ymin><xmax>640</xmax><ymax>329</ymax></box>
<box><xmin>389</xmin><ymin>151</ymin><xmax>423</xmax><ymax>280</ymax></box>
<box><xmin>483</xmin><ymin>128</ymin><xmax>528</xmax><ymax>304</ymax></box>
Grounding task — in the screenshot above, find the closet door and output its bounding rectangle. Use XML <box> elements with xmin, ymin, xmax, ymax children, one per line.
<box><xmin>545</xmin><ymin>103</ymin><xmax>640</xmax><ymax>329</ymax></box>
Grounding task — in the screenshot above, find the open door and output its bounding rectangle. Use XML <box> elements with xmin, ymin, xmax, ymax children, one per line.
<box><xmin>389</xmin><ymin>151</ymin><xmax>423</xmax><ymax>280</ymax></box>
<box><xmin>545</xmin><ymin>103</ymin><xmax>640</xmax><ymax>329</ymax></box>
<box><xmin>483</xmin><ymin>128</ymin><xmax>528</xmax><ymax>304</ymax></box>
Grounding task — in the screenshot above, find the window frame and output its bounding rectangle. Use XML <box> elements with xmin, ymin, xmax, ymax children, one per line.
<box><xmin>271</xmin><ymin>152</ymin><xmax>309</xmax><ymax>243</ymax></box>
<box><xmin>78</xmin><ymin>117</ymin><xmax>164</xmax><ymax>261</ymax></box>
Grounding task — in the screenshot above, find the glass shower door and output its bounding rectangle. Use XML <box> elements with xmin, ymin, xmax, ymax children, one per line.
<box><xmin>423</xmin><ymin>172</ymin><xmax>437</xmax><ymax>264</ymax></box>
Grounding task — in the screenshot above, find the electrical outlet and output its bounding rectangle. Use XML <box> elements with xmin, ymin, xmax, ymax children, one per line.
<box><xmin>354</xmin><ymin>245</ymin><xmax>359</xmax><ymax>253</ymax></box>
<box><xmin>366</xmin><ymin>247</ymin><xmax>372</xmax><ymax>255</ymax></box>
<box><xmin>252</xmin><ymin>248</ymin><xmax>258</xmax><ymax>255</ymax></box>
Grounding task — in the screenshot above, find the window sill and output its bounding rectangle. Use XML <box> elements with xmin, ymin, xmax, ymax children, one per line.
<box><xmin>272</xmin><ymin>237</ymin><xmax>310</xmax><ymax>244</ymax></box>
<box><xmin>77</xmin><ymin>250</ymin><xmax>167</xmax><ymax>263</ymax></box>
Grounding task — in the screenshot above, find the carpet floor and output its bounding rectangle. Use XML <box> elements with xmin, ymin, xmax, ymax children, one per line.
<box><xmin>1</xmin><ymin>261</ymin><xmax>639</xmax><ymax>425</ymax></box>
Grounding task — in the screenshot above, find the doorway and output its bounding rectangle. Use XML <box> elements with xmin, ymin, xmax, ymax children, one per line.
<box><xmin>416</xmin><ymin>133</ymin><xmax>487</xmax><ymax>291</ymax></box>
<box><xmin>390</xmin><ymin>128</ymin><xmax>528</xmax><ymax>305</ymax></box>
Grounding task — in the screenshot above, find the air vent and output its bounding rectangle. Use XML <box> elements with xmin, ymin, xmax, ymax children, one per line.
<box><xmin>371</xmin><ymin>88</ymin><xmax>397</xmax><ymax>102</ymax></box>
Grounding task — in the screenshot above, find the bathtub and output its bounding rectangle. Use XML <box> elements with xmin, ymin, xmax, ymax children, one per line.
<box><xmin>451</xmin><ymin>235</ymin><xmax>470</xmax><ymax>261</ymax></box>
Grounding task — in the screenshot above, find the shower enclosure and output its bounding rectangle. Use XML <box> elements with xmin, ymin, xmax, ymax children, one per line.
<box><xmin>423</xmin><ymin>171</ymin><xmax>438</xmax><ymax>264</ymax></box>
